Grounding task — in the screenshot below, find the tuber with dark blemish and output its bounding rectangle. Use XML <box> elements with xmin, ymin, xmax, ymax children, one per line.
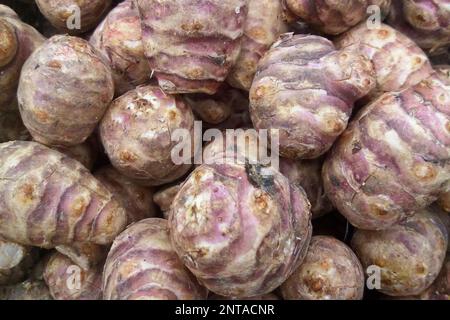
<box><xmin>169</xmin><ymin>137</ymin><xmax>312</xmax><ymax>297</ymax></box>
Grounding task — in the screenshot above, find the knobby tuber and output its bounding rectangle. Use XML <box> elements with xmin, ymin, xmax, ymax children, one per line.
<box><xmin>227</xmin><ymin>0</ymin><xmax>287</xmax><ymax>91</ymax></box>
<box><xmin>352</xmin><ymin>210</ymin><xmax>448</xmax><ymax>296</ymax></box>
<box><xmin>387</xmin><ymin>0</ymin><xmax>450</xmax><ymax>55</ymax></box>
<box><xmin>0</xmin><ymin>141</ymin><xmax>127</xmax><ymax>248</ymax></box>
<box><xmin>36</xmin><ymin>0</ymin><xmax>112</xmax><ymax>34</ymax></box>
<box><xmin>323</xmin><ymin>72</ymin><xmax>450</xmax><ymax>230</ymax></box>
<box><xmin>43</xmin><ymin>252</ymin><xmax>103</xmax><ymax>300</ymax></box>
<box><xmin>103</xmin><ymin>218</ymin><xmax>208</xmax><ymax>300</ymax></box>
<box><xmin>135</xmin><ymin>0</ymin><xmax>247</xmax><ymax>94</ymax></box>
<box><xmin>335</xmin><ymin>23</ymin><xmax>433</xmax><ymax>100</ymax></box>
<box><xmin>100</xmin><ymin>85</ymin><xmax>194</xmax><ymax>186</ymax></box>
<box><xmin>250</xmin><ymin>34</ymin><xmax>375</xmax><ymax>159</ymax></box>
<box><xmin>283</xmin><ymin>0</ymin><xmax>390</xmax><ymax>35</ymax></box>
<box><xmin>281</xmin><ymin>236</ymin><xmax>365</xmax><ymax>300</ymax></box>
<box><xmin>18</xmin><ymin>35</ymin><xmax>114</xmax><ymax>147</ymax></box>
<box><xmin>170</xmin><ymin>148</ymin><xmax>312</xmax><ymax>297</ymax></box>
<box><xmin>90</xmin><ymin>0</ymin><xmax>150</xmax><ymax>96</ymax></box>
<box><xmin>0</xmin><ymin>5</ymin><xmax>45</xmax><ymax>113</ymax></box>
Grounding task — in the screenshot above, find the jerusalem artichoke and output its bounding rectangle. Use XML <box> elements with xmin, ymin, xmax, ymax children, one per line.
<box><xmin>170</xmin><ymin>157</ymin><xmax>312</xmax><ymax>297</ymax></box>
<box><xmin>0</xmin><ymin>141</ymin><xmax>127</xmax><ymax>248</ymax></box>
<box><xmin>323</xmin><ymin>72</ymin><xmax>450</xmax><ymax>230</ymax></box>
<box><xmin>250</xmin><ymin>33</ymin><xmax>375</xmax><ymax>159</ymax></box>
<box><xmin>18</xmin><ymin>35</ymin><xmax>114</xmax><ymax>147</ymax></box>
<box><xmin>90</xmin><ymin>0</ymin><xmax>150</xmax><ymax>96</ymax></box>
<box><xmin>352</xmin><ymin>210</ymin><xmax>448</xmax><ymax>296</ymax></box>
<box><xmin>135</xmin><ymin>0</ymin><xmax>248</xmax><ymax>94</ymax></box>
<box><xmin>281</xmin><ymin>236</ymin><xmax>365</xmax><ymax>300</ymax></box>
<box><xmin>100</xmin><ymin>85</ymin><xmax>194</xmax><ymax>186</ymax></box>
<box><xmin>103</xmin><ymin>218</ymin><xmax>207</xmax><ymax>300</ymax></box>
<box><xmin>36</xmin><ymin>0</ymin><xmax>112</xmax><ymax>34</ymax></box>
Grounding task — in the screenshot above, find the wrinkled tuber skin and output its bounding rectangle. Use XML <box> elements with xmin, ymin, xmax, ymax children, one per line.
<box><xmin>153</xmin><ymin>183</ymin><xmax>181</xmax><ymax>216</ymax></box>
<box><xmin>36</xmin><ymin>0</ymin><xmax>112</xmax><ymax>35</ymax></box>
<box><xmin>0</xmin><ymin>111</ymin><xmax>30</xmax><ymax>143</ymax></box>
<box><xmin>283</xmin><ymin>0</ymin><xmax>371</xmax><ymax>35</ymax></box>
<box><xmin>335</xmin><ymin>23</ymin><xmax>433</xmax><ymax>99</ymax></box>
<box><xmin>103</xmin><ymin>218</ymin><xmax>208</xmax><ymax>300</ymax></box>
<box><xmin>323</xmin><ymin>73</ymin><xmax>450</xmax><ymax>230</ymax></box>
<box><xmin>227</xmin><ymin>0</ymin><xmax>287</xmax><ymax>91</ymax></box>
<box><xmin>0</xmin><ymin>280</ymin><xmax>52</xmax><ymax>300</ymax></box>
<box><xmin>0</xmin><ymin>6</ymin><xmax>45</xmax><ymax>113</ymax></box>
<box><xmin>43</xmin><ymin>252</ymin><xmax>102</xmax><ymax>300</ymax></box>
<box><xmin>0</xmin><ymin>237</ymin><xmax>39</xmax><ymax>286</ymax></box>
<box><xmin>94</xmin><ymin>165</ymin><xmax>157</xmax><ymax>224</ymax></box>
<box><xmin>0</xmin><ymin>141</ymin><xmax>127</xmax><ymax>248</ymax></box>
<box><xmin>90</xmin><ymin>0</ymin><xmax>150</xmax><ymax>96</ymax></box>
<box><xmin>210</xmin><ymin>293</ymin><xmax>279</xmax><ymax>300</ymax></box>
<box><xmin>100</xmin><ymin>85</ymin><xmax>194</xmax><ymax>186</ymax></box>
<box><xmin>281</xmin><ymin>236</ymin><xmax>365</xmax><ymax>300</ymax></box>
<box><xmin>170</xmin><ymin>160</ymin><xmax>312</xmax><ymax>298</ymax></box>
<box><xmin>352</xmin><ymin>210</ymin><xmax>448</xmax><ymax>296</ymax></box>
<box><xmin>387</xmin><ymin>0</ymin><xmax>450</xmax><ymax>55</ymax></box>
<box><xmin>18</xmin><ymin>35</ymin><xmax>115</xmax><ymax>147</ymax></box>
<box><xmin>136</xmin><ymin>0</ymin><xmax>248</xmax><ymax>94</ymax></box>
<box><xmin>250</xmin><ymin>34</ymin><xmax>375</xmax><ymax>160</ymax></box>
<box><xmin>55</xmin><ymin>243</ymin><xmax>108</xmax><ymax>271</ymax></box>
<box><xmin>54</xmin><ymin>138</ymin><xmax>98</xmax><ymax>171</ymax></box>
<box><xmin>280</xmin><ymin>158</ymin><xmax>333</xmax><ymax>219</ymax></box>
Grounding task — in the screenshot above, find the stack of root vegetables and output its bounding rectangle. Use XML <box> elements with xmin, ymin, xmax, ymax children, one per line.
<box><xmin>0</xmin><ymin>0</ymin><xmax>449</xmax><ymax>300</ymax></box>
